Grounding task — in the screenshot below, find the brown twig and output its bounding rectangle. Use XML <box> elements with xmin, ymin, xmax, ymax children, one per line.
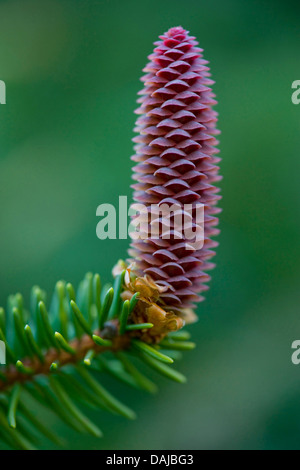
<box><xmin>0</xmin><ymin>321</ymin><xmax>131</xmax><ymax>393</ymax></box>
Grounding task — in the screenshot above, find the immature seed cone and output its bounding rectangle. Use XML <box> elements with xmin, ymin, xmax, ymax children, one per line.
<box><xmin>128</xmin><ymin>26</ymin><xmax>221</xmax><ymax>319</ymax></box>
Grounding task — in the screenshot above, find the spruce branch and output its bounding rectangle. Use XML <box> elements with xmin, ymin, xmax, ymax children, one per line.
<box><xmin>0</xmin><ymin>270</ymin><xmax>194</xmax><ymax>449</ymax></box>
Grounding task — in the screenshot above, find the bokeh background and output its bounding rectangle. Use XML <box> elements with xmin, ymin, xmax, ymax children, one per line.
<box><xmin>0</xmin><ymin>0</ymin><xmax>300</xmax><ymax>450</ymax></box>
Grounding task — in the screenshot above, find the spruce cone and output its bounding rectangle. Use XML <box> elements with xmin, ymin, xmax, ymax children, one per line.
<box><xmin>128</xmin><ymin>26</ymin><xmax>221</xmax><ymax>318</ymax></box>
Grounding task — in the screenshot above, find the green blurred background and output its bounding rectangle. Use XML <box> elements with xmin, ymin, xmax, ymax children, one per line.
<box><xmin>0</xmin><ymin>0</ymin><xmax>300</xmax><ymax>450</ymax></box>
